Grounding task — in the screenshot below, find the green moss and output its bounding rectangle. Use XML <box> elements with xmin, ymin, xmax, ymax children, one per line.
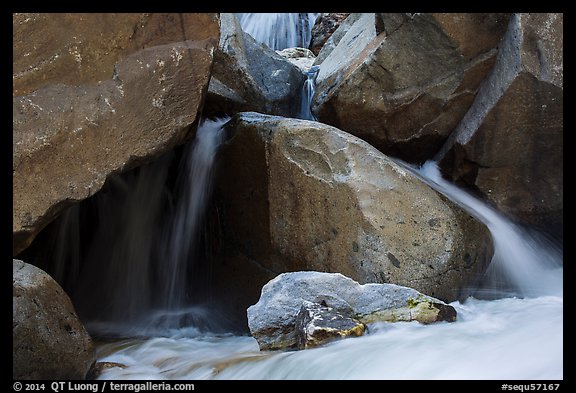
<box><xmin>406</xmin><ymin>294</ymin><xmax>429</xmax><ymax>309</ymax></box>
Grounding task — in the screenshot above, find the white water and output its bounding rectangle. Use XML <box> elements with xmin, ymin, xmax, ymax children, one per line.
<box><xmin>97</xmin><ymin>296</ymin><xmax>562</xmax><ymax>380</ymax></box>
<box><xmin>299</xmin><ymin>65</ymin><xmax>320</xmax><ymax>121</ymax></box>
<box><xmin>417</xmin><ymin>161</ymin><xmax>563</xmax><ymax>299</ymax></box>
<box><xmin>236</xmin><ymin>13</ymin><xmax>319</xmax><ymax>51</ymax></box>
<box><xmin>57</xmin><ymin>118</ymin><xmax>228</xmax><ymax>336</ymax></box>
<box><xmin>95</xmin><ymin>159</ymin><xmax>563</xmax><ymax>380</ymax></box>
<box><xmin>160</xmin><ymin>119</ymin><xmax>226</xmax><ymax>310</ymax></box>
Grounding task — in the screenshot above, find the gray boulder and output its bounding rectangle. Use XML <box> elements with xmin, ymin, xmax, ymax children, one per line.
<box><xmin>313</xmin><ymin>13</ymin><xmax>362</xmax><ymax>65</ymax></box>
<box><xmin>248</xmin><ymin>271</ymin><xmax>457</xmax><ymax>350</ymax></box>
<box><xmin>205</xmin><ymin>13</ymin><xmax>306</xmax><ymax>118</ymax></box>
<box><xmin>13</xmin><ymin>259</ymin><xmax>95</xmax><ymax>379</ymax></box>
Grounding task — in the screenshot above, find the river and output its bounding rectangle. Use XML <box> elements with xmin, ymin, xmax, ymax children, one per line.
<box><xmin>86</xmin><ymin>14</ymin><xmax>564</xmax><ymax>380</ymax></box>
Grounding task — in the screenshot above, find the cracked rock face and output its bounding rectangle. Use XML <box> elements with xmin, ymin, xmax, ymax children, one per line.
<box><xmin>13</xmin><ymin>13</ymin><xmax>219</xmax><ymax>256</ymax></box>
<box><xmin>213</xmin><ymin>112</ymin><xmax>493</xmax><ymax>308</ymax></box>
<box><xmin>311</xmin><ymin>13</ymin><xmax>510</xmax><ymax>163</ymax></box>
<box><xmin>295</xmin><ymin>300</ymin><xmax>365</xmax><ymax>350</ymax></box>
<box><xmin>248</xmin><ymin>271</ymin><xmax>456</xmax><ymax>351</ymax></box>
<box><xmin>438</xmin><ymin>13</ymin><xmax>563</xmax><ymax>241</ymax></box>
<box><xmin>13</xmin><ymin>259</ymin><xmax>95</xmax><ymax>379</ymax></box>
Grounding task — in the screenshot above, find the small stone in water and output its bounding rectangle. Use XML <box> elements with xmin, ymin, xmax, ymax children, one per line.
<box><xmin>295</xmin><ymin>300</ymin><xmax>365</xmax><ymax>349</ymax></box>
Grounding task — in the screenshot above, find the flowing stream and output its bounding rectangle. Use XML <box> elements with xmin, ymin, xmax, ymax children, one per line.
<box><xmin>51</xmin><ymin>118</ymin><xmax>229</xmax><ymax>338</ymax></box>
<box><xmin>95</xmin><ymin>159</ymin><xmax>563</xmax><ymax>380</ymax></box>
<box><xmin>47</xmin><ymin>14</ymin><xmax>562</xmax><ymax>380</ymax></box>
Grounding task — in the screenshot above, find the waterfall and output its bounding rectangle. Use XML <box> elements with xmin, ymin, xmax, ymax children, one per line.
<box><xmin>299</xmin><ymin>65</ymin><xmax>320</xmax><ymax>121</ymax></box>
<box><xmin>236</xmin><ymin>13</ymin><xmax>319</xmax><ymax>50</ymax></box>
<box><xmin>416</xmin><ymin>160</ymin><xmax>563</xmax><ymax>298</ymax></box>
<box><xmin>97</xmin><ymin>158</ymin><xmax>563</xmax><ymax>380</ymax></box>
<box><xmin>160</xmin><ymin>119</ymin><xmax>226</xmax><ymax>311</ymax></box>
<box><xmin>33</xmin><ymin>14</ymin><xmax>561</xmax><ymax>380</ymax></box>
<box><xmin>50</xmin><ymin>118</ymin><xmax>229</xmax><ymax>337</ymax></box>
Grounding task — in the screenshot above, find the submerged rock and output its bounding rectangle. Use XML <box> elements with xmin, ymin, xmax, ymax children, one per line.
<box><xmin>13</xmin><ymin>13</ymin><xmax>219</xmax><ymax>256</ymax></box>
<box><xmin>248</xmin><ymin>271</ymin><xmax>456</xmax><ymax>351</ymax></box>
<box><xmin>86</xmin><ymin>362</ymin><xmax>127</xmax><ymax>380</ymax></box>
<box><xmin>213</xmin><ymin>112</ymin><xmax>493</xmax><ymax>310</ymax></box>
<box><xmin>13</xmin><ymin>259</ymin><xmax>95</xmax><ymax>379</ymax></box>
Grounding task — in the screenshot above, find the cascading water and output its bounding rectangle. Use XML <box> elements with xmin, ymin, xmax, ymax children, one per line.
<box><xmin>160</xmin><ymin>120</ymin><xmax>226</xmax><ymax>312</ymax></box>
<box><xmin>37</xmin><ymin>14</ymin><xmax>561</xmax><ymax>380</ymax></box>
<box><xmin>416</xmin><ymin>160</ymin><xmax>563</xmax><ymax>299</ymax></box>
<box><xmin>236</xmin><ymin>13</ymin><xmax>319</xmax><ymax>51</ymax></box>
<box><xmin>94</xmin><ymin>154</ymin><xmax>563</xmax><ymax>378</ymax></box>
<box><xmin>47</xmin><ymin>118</ymin><xmax>229</xmax><ymax>337</ymax></box>
<box><xmin>299</xmin><ymin>65</ymin><xmax>320</xmax><ymax>121</ymax></box>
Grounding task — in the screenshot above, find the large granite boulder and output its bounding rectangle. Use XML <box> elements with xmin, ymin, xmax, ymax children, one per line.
<box><xmin>247</xmin><ymin>271</ymin><xmax>457</xmax><ymax>350</ymax></box>
<box><xmin>312</xmin><ymin>13</ymin><xmax>510</xmax><ymax>163</ymax></box>
<box><xmin>13</xmin><ymin>259</ymin><xmax>95</xmax><ymax>379</ymax></box>
<box><xmin>205</xmin><ymin>13</ymin><xmax>305</xmax><ymax>118</ymax></box>
<box><xmin>13</xmin><ymin>13</ymin><xmax>219</xmax><ymax>256</ymax></box>
<box><xmin>438</xmin><ymin>13</ymin><xmax>563</xmax><ymax>241</ymax></box>
<box><xmin>212</xmin><ymin>112</ymin><xmax>493</xmax><ymax>313</ymax></box>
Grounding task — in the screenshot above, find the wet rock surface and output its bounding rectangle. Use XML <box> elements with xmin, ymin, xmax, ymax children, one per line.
<box><xmin>247</xmin><ymin>271</ymin><xmax>457</xmax><ymax>350</ymax></box>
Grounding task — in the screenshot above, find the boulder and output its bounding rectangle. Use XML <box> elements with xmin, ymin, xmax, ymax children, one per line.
<box><xmin>247</xmin><ymin>271</ymin><xmax>457</xmax><ymax>350</ymax></box>
<box><xmin>276</xmin><ymin>47</ymin><xmax>316</xmax><ymax>72</ymax></box>
<box><xmin>13</xmin><ymin>259</ymin><xmax>96</xmax><ymax>379</ymax></box>
<box><xmin>308</xmin><ymin>13</ymin><xmax>350</xmax><ymax>56</ymax></box>
<box><xmin>212</xmin><ymin>112</ymin><xmax>493</xmax><ymax>310</ymax></box>
<box><xmin>312</xmin><ymin>13</ymin><xmax>511</xmax><ymax>163</ymax></box>
<box><xmin>295</xmin><ymin>300</ymin><xmax>365</xmax><ymax>350</ymax></box>
<box><xmin>13</xmin><ymin>13</ymin><xmax>219</xmax><ymax>256</ymax></box>
<box><xmin>438</xmin><ymin>13</ymin><xmax>563</xmax><ymax>241</ymax></box>
<box><xmin>204</xmin><ymin>13</ymin><xmax>306</xmax><ymax>118</ymax></box>
<box><xmin>313</xmin><ymin>13</ymin><xmax>362</xmax><ymax>65</ymax></box>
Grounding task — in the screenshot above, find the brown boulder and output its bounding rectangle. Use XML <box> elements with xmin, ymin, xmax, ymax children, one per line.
<box><xmin>312</xmin><ymin>13</ymin><xmax>511</xmax><ymax>164</ymax></box>
<box><xmin>13</xmin><ymin>259</ymin><xmax>95</xmax><ymax>380</ymax></box>
<box><xmin>308</xmin><ymin>13</ymin><xmax>350</xmax><ymax>56</ymax></box>
<box><xmin>212</xmin><ymin>113</ymin><xmax>493</xmax><ymax>312</ymax></box>
<box><xmin>438</xmin><ymin>13</ymin><xmax>563</xmax><ymax>240</ymax></box>
<box><xmin>13</xmin><ymin>13</ymin><xmax>219</xmax><ymax>255</ymax></box>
